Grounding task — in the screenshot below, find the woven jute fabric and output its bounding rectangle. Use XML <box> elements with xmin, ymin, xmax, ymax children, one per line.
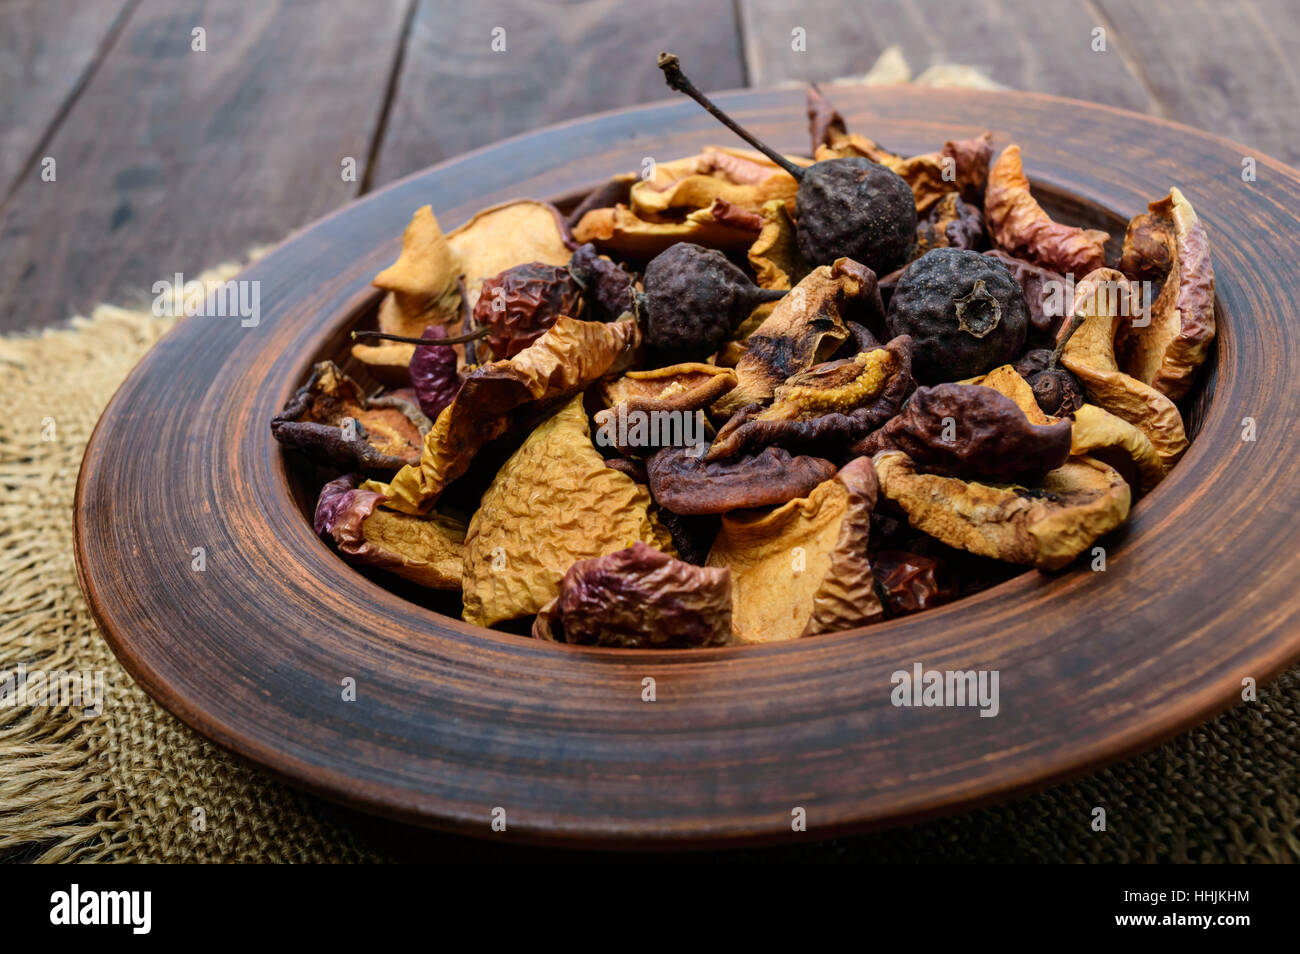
<box><xmin>2</xmin><ymin>51</ymin><xmax>1296</xmax><ymax>863</ymax></box>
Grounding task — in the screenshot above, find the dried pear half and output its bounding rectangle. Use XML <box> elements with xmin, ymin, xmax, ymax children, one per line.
<box><xmin>873</xmin><ymin>451</ymin><xmax>1130</xmax><ymax>571</ymax></box>
<box><xmin>461</xmin><ymin>397</ymin><xmax>674</xmax><ymax>628</ymax></box>
<box><xmin>706</xmin><ymin>457</ymin><xmax>883</xmax><ymax>644</ymax></box>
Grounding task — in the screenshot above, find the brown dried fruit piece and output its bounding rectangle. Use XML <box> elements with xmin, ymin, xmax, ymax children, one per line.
<box><xmin>983</xmin><ymin>250</ymin><xmax>1066</xmax><ymax>345</ymax></box>
<box><xmin>315</xmin><ymin>474</ymin><xmax>466</xmax><ymax>589</ymax></box>
<box><xmin>449</xmin><ymin>200</ymin><xmax>574</xmax><ymax>315</ymax></box>
<box><xmin>270</xmin><ymin>361</ymin><xmax>430</xmax><ymax>471</ymax></box>
<box><xmin>1070</xmin><ymin>403</ymin><xmax>1165</xmax><ymax>495</ymax></box>
<box><xmin>532</xmin><ymin>542</ymin><xmax>731</xmax><ymax>648</ymax></box>
<box><xmin>709</xmin><ymin>335</ymin><xmax>914</xmax><ymax>462</ymax></box>
<box><xmin>367</xmin><ymin>317</ymin><xmax>639</xmax><ymax>513</ymax></box>
<box><xmin>714</xmin><ymin>258</ymin><xmax>875</xmax><ymax>416</ymax></box>
<box><xmin>595</xmin><ymin>363</ymin><xmax>736</xmax><ymax>455</ymax></box>
<box><xmin>985</xmin><ymin>145</ymin><xmax>1109</xmax><ymax>275</ymax></box>
<box><xmin>874</xmin><ymin>451</ymin><xmax>1130</xmax><ymax>571</ymax></box>
<box><xmin>748</xmin><ymin>199</ymin><xmax>812</xmax><ymax>291</ymax></box>
<box><xmin>647</xmin><ymin>444</ymin><xmax>838</xmax><ymax>515</ymax></box>
<box><xmin>460</xmin><ymin>397</ymin><xmax>674</xmax><ymax>627</ymax></box>
<box><xmin>1116</xmin><ymin>187</ymin><xmax>1215</xmax><ymax>400</ymax></box>
<box><xmin>573</xmin><ymin>202</ymin><xmax>761</xmax><ymax>258</ymax></box>
<box><xmin>856</xmin><ymin>383</ymin><xmax>1072</xmax><ymax>482</ymax></box>
<box><xmin>706</xmin><ymin>458</ymin><xmax>884</xmax><ymax>644</ymax></box>
<box><xmin>629</xmin><ymin>147</ymin><xmax>802</xmax><ymax>219</ymax></box>
<box><xmin>871</xmin><ymin>550</ymin><xmax>958</xmax><ymax>617</ymax></box>
<box><xmin>1060</xmin><ymin>268</ymin><xmax>1188</xmax><ymax>471</ymax></box>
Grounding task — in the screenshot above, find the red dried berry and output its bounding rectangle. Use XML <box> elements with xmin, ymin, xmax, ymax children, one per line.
<box><xmin>473</xmin><ymin>262</ymin><xmax>583</xmax><ymax>359</ymax></box>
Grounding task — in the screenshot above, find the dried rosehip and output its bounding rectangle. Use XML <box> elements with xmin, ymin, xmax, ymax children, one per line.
<box><xmin>885</xmin><ymin>248</ymin><xmax>1029</xmax><ymax>382</ymax></box>
<box><xmin>1012</xmin><ymin>349</ymin><xmax>1085</xmax><ymax>417</ymax></box>
<box><xmin>659</xmin><ymin>53</ymin><xmax>915</xmax><ymax>275</ymax></box>
<box><xmin>641</xmin><ymin>242</ymin><xmax>785</xmax><ymax>362</ymax></box>
<box><xmin>647</xmin><ymin>444</ymin><xmax>837</xmax><ymax>515</ymax></box>
<box><xmin>473</xmin><ymin>261</ymin><xmax>583</xmax><ymax>359</ymax></box>
<box><xmin>871</xmin><ymin>550</ymin><xmax>957</xmax><ymax>617</ymax></box>
<box><xmin>568</xmin><ymin>242</ymin><xmax>635</xmax><ymax>321</ymax></box>
<box><xmin>856</xmin><ymin>383</ymin><xmax>1072</xmax><ymax>483</ymax></box>
<box><xmin>409</xmin><ymin>325</ymin><xmax>461</xmax><ymax>419</ymax></box>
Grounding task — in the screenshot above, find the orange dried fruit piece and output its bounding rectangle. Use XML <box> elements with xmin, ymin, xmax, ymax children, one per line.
<box><xmin>600</xmin><ymin>363</ymin><xmax>737</xmax><ymax>413</ymax></box>
<box><xmin>713</xmin><ymin>257</ymin><xmax>872</xmax><ymax>417</ymax></box>
<box><xmin>367</xmin><ymin>316</ymin><xmax>639</xmax><ymax>513</ymax></box>
<box><xmin>705</xmin><ymin>457</ymin><xmax>883</xmax><ymax>644</ymax></box>
<box><xmin>1116</xmin><ymin>187</ymin><xmax>1215</xmax><ymax>400</ymax></box>
<box><xmin>1069</xmin><ymin>403</ymin><xmax>1165</xmax><ymax>495</ymax></box>
<box><xmin>629</xmin><ymin>147</ymin><xmax>802</xmax><ymax>218</ymax></box>
<box><xmin>873</xmin><ymin>451</ymin><xmax>1130</xmax><ymax>571</ymax></box>
<box><xmin>985</xmin><ymin>145</ymin><xmax>1109</xmax><ymax>275</ymax></box>
<box><xmin>315</xmin><ymin>474</ymin><xmax>465</xmax><ymax>589</ymax></box>
<box><xmin>460</xmin><ymin>396</ymin><xmax>674</xmax><ymax>628</ymax></box>
<box><xmin>748</xmin><ymin>198</ymin><xmax>811</xmax><ymax>291</ymax></box>
<box><xmin>573</xmin><ymin>202</ymin><xmax>762</xmax><ymax>258</ymax></box>
<box><xmin>1060</xmin><ymin>268</ymin><xmax>1188</xmax><ymax>471</ymax></box>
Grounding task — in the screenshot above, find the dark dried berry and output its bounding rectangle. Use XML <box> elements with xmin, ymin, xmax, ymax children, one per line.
<box><xmin>1013</xmin><ymin>348</ymin><xmax>1086</xmax><ymax>416</ymax></box>
<box><xmin>641</xmin><ymin>243</ymin><xmax>784</xmax><ymax>362</ymax></box>
<box><xmin>568</xmin><ymin>243</ymin><xmax>635</xmax><ymax>321</ymax></box>
<box><xmin>474</xmin><ymin>262</ymin><xmax>583</xmax><ymax>359</ymax></box>
<box><xmin>871</xmin><ymin>550</ymin><xmax>958</xmax><ymax>617</ymax></box>
<box><xmin>409</xmin><ymin>325</ymin><xmax>461</xmax><ymax>419</ymax></box>
<box><xmin>885</xmin><ymin>248</ymin><xmax>1029</xmax><ymax>382</ymax></box>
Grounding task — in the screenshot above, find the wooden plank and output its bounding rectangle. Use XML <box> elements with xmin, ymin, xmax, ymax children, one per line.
<box><xmin>370</xmin><ymin>0</ymin><xmax>748</xmax><ymax>187</ymax></box>
<box><xmin>0</xmin><ymin>0</ymin><xmax>411</xmax><ymax>332</ymax></box>
<box><xmin>1092</xmin><ymin>0</ymin><xmax>1300</xmax><ymax>164</ymax></box>
<box><xmin>0</xmin><ymin>0</ymin><xmax>136</xmax><ymax>201</ymax></box>
<box><xmin>738</xmin><ymin>0</ymin><xmax>1157</xmax><ymax>112</ymax></box>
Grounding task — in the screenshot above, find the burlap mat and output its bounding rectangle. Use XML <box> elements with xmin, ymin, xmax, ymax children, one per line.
<box><xmin>2</xmin><ymin>51</ymin><xmax>1296</xmax><ymax>863</ymax></box>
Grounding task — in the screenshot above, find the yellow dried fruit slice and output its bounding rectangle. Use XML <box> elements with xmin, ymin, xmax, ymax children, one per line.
<box><xmin>460</xmin><ymin>397</ymin><xmax>674</xmax><ymax>627</ymax></box>
<box><xmin>706</xmin><ymin>458</ymin><xmax>882</xmax><ymax>644</ymax></box>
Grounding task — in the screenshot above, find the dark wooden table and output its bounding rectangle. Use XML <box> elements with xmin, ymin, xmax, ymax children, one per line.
<box><xmin>6</xmin><ymin>0</ymin><xmax>1297</xmax><ymax>862</ymax></box>
<box><xmin>3</xmin><ymin>0</ymin><xmax>1298</xmax><ymax>333</ymax></box>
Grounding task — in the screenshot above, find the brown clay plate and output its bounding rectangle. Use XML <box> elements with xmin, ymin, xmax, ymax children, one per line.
<box><xmin>74</xmin><ymin>87</ymin><xmax>1300</xmax><ymax>849</ymax></box>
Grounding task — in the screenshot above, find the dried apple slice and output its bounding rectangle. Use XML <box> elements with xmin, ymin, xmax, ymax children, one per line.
<box><xmin>460</xmin><ymin>397</ymin><xmax>674</xmax><ymax>627</ymax></box>
<box><xmin>1060</xmin><ymin>268</ymin><xmax>1188</xmax><ymax>471</ymax></box>
<box><xmin>1070</xmin><ymin>403</ymin><xmax>1165</xmax><ymax>495</ymax></box>
<box><xmin>1116</xmin><ymin>187</ymin><xmax>1215</xmax><ymax>400</ymax></box>
<box><xmin>873</xmin><ymin>451</ymin><xmax>1130</xmax><ymax>571</ymax></box>
<box><xmin>985</xmin><ymin>145</ymin><xmax>1109</xmax><ymax>275</ymax></box>
<box><xmin>367</xmin><ymin>316</ymin><xmax>639</xmax><ymax>513</ymax></box>
<box><xmin>573</xmin><ymin>202</ymin><xmax>762</xmax><ymax>257</ymax></box>
<box><xmin>705</xmin><ymin>458</ymin><xmax>883</xmax><ymax>644</ymax></box>
<box><xmin>629</xmin><ymin>147</ymin><xmax>801</xmax><ymax>218</ymax></box>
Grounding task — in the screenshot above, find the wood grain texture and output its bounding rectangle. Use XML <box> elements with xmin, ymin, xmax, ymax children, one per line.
<box><xmin>370</xmin><ymin>0</ymin><xmax>747</xmax><ymax>185</ymax></box>
<box><xmin>739</xmin><ymin>0</ymin><xmax>1157</xmax><ymax>111</ymax></box>
<box><xmin>74</xmin><ymin>88</ymin><xmax>1300</xmax><ymax>847</ymax></box>
<box><xmin>0</xmin><ymin>0</ymin><xmax>409</xmax><ymax>332</ymax></box>
<box><xmin>1092</xmin><ymin>0</ymin><xmax>1300</xmax><ymax>166</ymax></box>
<box><xmin>0</xmin><ymin>0</ymin><xmax>135</xmax><ymax>202</ymax></box>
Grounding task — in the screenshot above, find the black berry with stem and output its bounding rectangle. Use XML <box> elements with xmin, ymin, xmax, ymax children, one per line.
<box><xmin>658</xmin><ymin>52</ymin><xmax>916</xmax><ymax>274</ymax></box>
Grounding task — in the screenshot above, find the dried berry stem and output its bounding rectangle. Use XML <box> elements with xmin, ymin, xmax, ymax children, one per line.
<box><xmin>352</xmin><ymin>328</ymin><xmax>488</xmax><ymax>346</ymax></box>
<box><xmin>658</xmin><ymin>52</ymin><xmax>805</xmax><ymax>180</ymax></box>
<box><xmin>1047</xmin><ymin>311</ymin><xmax>1086</xmax><ymax>369</ymax></box>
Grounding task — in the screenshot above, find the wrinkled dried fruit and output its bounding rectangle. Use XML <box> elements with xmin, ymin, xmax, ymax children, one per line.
<box><xmin>985</xmin><ymin>145</ymin><xmax>1109</xmax><ymax>275</ymax></box>
<box><xmin>532</xmin><ymin>542</ymin><xmax>731</xmax><ymax>648</ymax></box>
<box><xmin>596</xmin><ymin>363</ymin><xmax>735</xmax><ymax>454</ymax></box>
<box><xmin>474</xmin><ymin>261</ymin><xmax>584</xmax><ymax>359</ymax></box>
<box><xmin>460</xmin><ymin>397</ymin><xmax>674</xmax><ymax>627</ymax></box>
<box><xmin>874</xmin><ymin>451</ymin><xmax>1130</xmax><ymax>571</ymax></box>
<box><xmin>654</xmin><ymin>508</ymin><xmax>719</xmax><ymax>565</ymax></box>
<box><xmin>573</xmin><ymin>201</ymin><xmax>761</xmax><ymax>258</ymax></box>
<box><xmin>409</xmin><ymin>326</ymin><xmax>461</xmax><ymax>419</ymax></box>
<box><xmin>885</xmin><ymin>248</ymin><xmax>1029</xmax><ymax>382</ymax></box>
<box><xmin>568</xmin><ymin>243</ymin><xmax>636</xmax><ymax>321</ymax></box>
<box><xmin>748</xmin><ymin>199</ymin><xmax>812</xmax><ymax>290</ymax></box>
<box><xmin>1116</xmin><ymin>187</ymin><xmax>1215</xmax><ymax>400</ymax></box>
<box><xmin>1059</xmin><ymin>268</ymin><xmax>1188</xmax><ymax>471</ymax></box>
<box><xmin>856</xmin><ymin>383</ymin><xmax>1072</xmax><ymax>482</ymax></box>
<box><xmin>641</xmin><ymin>243</ymin><xmax>786</xmax><ymax>362</ymax></box>
<box><xmin>961</xmin><ymin>363</ymin><xmax>1052</xmax><ymax>423</ymax></box>
<box><xmin>715</xmin><ymin>258</ymin><xmax>872</xmax><ymax>415</ymax></box>
<box><xmin>369</xmin><ymin>316</ymin><xmax>639</xmax><ymax>512</ymax></box>
<box><xmin>706</xmin><ymin>458</ymin><xmax>884</xmax><ymax>643</ymax></box>
<box><xmin>710</xmin><ymin>335</ymin><xmax>914</xmax><ymax>462</ymax></box>
<box><xmin>1070</xmin><ymin>403</ymin><xmax>1165</xmax><ymax>495</ymax></box>
<box><xmin>371</xmin><ymin>205</ymin><xmax>463</xmax><ymax>335</ymax></box>
<box><xmin>647</xmin><ymin>444</ymin><xmax>837</xmax><ymax>515</ymax></box>
<box><xmin>660</xmin><ymin>54</ymin><xmax>915</xmax><ymax>274</ymax></box>
<box><xmin>629</xmin><ymin>147</ymin><xmax>800</xmax><ymax>219</ymax></box>
<box><xmin>914</xmin><ymin>192</ymin><xmax>986</xmax><ymax>256</ymax></box>
<box><xmin>271</xmin><ymin>361</ymin><xmax>430</xmax><ymax>471</ymax></box>
<box><xmin>315</xmin><ymin>474</ymin><xmax>465</xmax><ymax>589</ymax></box>
<box><xmin>870</xmin><ymin>550</ymin><xmax>957</xmax><ymax>617</ymax></box>
<box><xmin>1011</xmin><ymin>348</ymin><xmax>1086</xmax><ymax>416</ymax></box>
<box><xmin>448</xmin><ymin>200</ymin><xmax>574</xmax><ymax>315</ymax></box>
